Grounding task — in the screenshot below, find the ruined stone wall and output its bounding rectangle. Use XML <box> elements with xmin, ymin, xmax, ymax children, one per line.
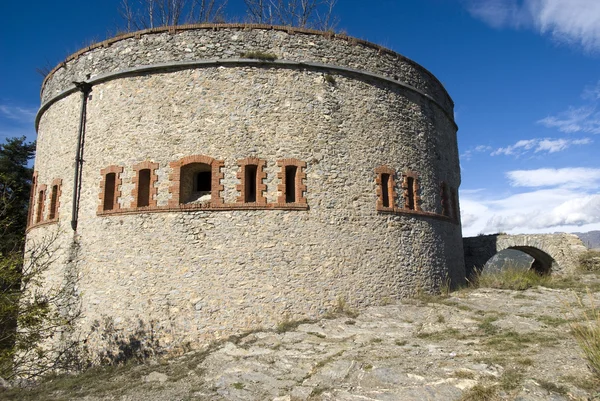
<box><xmin>463</xmin><ymin>233</ymin><xmax>588</xmax><ymax>276</ymax></box>
<box><xmin>28</xmin><ymin>25</ymin><xmax>464</xmax><ymax>360</ymax></box>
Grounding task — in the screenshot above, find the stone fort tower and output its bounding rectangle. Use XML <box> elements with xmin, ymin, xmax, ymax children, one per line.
<box><xmin>27</xmin><ymin>24</ymin><xmax>464</xmax><ymax>357</ymax></box>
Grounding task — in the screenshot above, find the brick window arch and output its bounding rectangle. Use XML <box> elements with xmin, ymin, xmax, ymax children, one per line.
<box><xmin>236</xmin><ymin>157</ymin><xmax>267</xmax><ymax>204</ymax></box>
<box><xmin>131</xmin><ymin>161</ymin><xmax>159</xmax><ymax>208</ymax></box>
<box><xmin>277</xmin><ymin>159</ymin><xmax>307</xmax><ymax>205</ymax></box>
<box><xmin>402</xmin><ymin>171</ymin><xmax>421</xmax><ymax>211</ymax></box>
<box><xmin>98</xmin><ymin>165</ymin><xmax>123</xmax><ymax>213</ymax></box>
<box><xmin>375</xmin><ymin>166</ymin><xmax>397</xmax><ymax>211</ymax></box>
<box><xmin>35</xmin><ymin>184</ymin><xmax>47</xmax><ymax>224</ymax></box>
<box><xmin>168</xmin><ymin>155</ymin><xmax>224</xmax><ymax>207</ymax></box>
<box><xmin>48</xmin><ymin>178</ymin><xmax>62</xmax><ymax>221</ymax></box>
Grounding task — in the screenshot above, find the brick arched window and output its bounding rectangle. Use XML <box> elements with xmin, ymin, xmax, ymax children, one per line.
<box><xmin>35</xmin><ymin>184</ymin><xmax>47</xmax><ymax>224</ymax></box>
<box><xmin>236</xmin><ymin>157</ymin><xmax>267</xmax><ymax>204</ymax></box>
<box><xmin>402</xmin><ymin>171</ymin><xmax>421</xmax><ymax>211</ymax></box>
<box><xmin>98</xmin><ymin>165</ymin><xmax>123</xmax><ymax>213</ymax></box>
<box><xmin>168</xmin><ymin>155</ymin><xmax>224</xmax><ymax>207</ymax></box>
<box><xmin>48</xmin><ymin>179</ymin><xmax>62</xmax><ymax>220</ymax></box>
<box><xmin>131</xmin><ymin>161</ymin><xmax>159</xmax><ymax>208</ymax></box>
<box><xmin>375</xmin><ymin>166</ymin><xmax>397</xmax><ymax>211</ymax></box>
<box><xmin>277</xmin><ymin>159</ymin><xmax>307</xmax><ymax>205</ymax></box>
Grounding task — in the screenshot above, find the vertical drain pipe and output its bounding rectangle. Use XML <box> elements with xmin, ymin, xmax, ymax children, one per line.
<box><xmin>71</xmin><ymin>81</ymin><xmax>92</xmax><ymax>231</ymax></box>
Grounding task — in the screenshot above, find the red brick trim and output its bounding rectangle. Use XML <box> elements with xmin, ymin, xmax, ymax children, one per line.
<box><xmin>97</xmin><ymin>202</ymin><xmax>309</xmax><ymax>216</ymax></box>
<box><xmin>402</xmin><ymin>171</ymin><xmax>421</xmax><ymax>211</ymax></box>
<box><xmin>131</xmin><ymin>161</ymin><xmax>159</xmax><ymax>208</ymax></box>
<box><xmin>236</xmin><ymin>157</ymin><xmax>267</xmax><ymax>205</ymax></box>
<box><xmin>98</xmin><ymin>165</ymin><xmax>123</xmax><ymax>213</ymax></box>
<box><xmin>27</xmin><ymin>171</ymin><xmax>38</xmax><ymax>228</ymax></box>
<box><xmin>168</xmin><ymin>155</ymin><xmax>224</xmax><ymax>207</ymax></box>
<box><xmin>374</xmin><ymin>168</ymin><xmax>457</xmax><ymax>225</ymax></box>
<box><xmin>35</xmin><ymin>184</ymin><xmax>47</xmax><ymax>224</ymax></box>
<box><xmin>276</xmin><ymin>159</ymin><xmax>307</xmax><ymax>205</ymax></box>
<box><xmin>48</xmin><ymin>178</ymin><xmax>62</xmax><ymax>221</ymax></box>
<box><xmin>375</xmin><ymin>165</ymin><xmax>397</xmax><ymax>211</ymax></box>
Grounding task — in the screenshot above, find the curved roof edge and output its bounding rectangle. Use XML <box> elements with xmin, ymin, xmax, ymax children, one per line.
<box><xmin>41</xmin><ymin>23</ymin><xmax>453</xmax><ymax>107</ymax></box>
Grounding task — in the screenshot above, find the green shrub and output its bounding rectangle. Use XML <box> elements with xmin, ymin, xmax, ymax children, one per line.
<box><xmin>579</xmin><ymin>250</ymin><xmax>600</xmax><ymax>272</ymax></box>
<box><xmin>324</xmin><ymin>74</ymin><xmax>336</xmax><ymax>85</ymax></box>
<box><xmin>240</xmin><ymin>51</ymin><xmax>277</xmax><ymax>61</ymax></box>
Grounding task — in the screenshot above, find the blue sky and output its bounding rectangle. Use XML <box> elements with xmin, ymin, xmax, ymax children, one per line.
<box><xmin>1</xmin><ymin>0</ymin><xmax>599</xmax><ymax>236</ymax></box>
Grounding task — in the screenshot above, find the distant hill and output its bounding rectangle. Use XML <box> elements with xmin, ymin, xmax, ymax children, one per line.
<box><xmin>573</xmin><ymin>230</ymin><xmax>600</xmax><ymax>250</ymax></box>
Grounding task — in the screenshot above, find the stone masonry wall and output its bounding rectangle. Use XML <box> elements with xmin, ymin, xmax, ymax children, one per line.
<box><xmin>28</xmin><ymin>26</ymin><xmax>464</xmax><ymax>361</ymax></box>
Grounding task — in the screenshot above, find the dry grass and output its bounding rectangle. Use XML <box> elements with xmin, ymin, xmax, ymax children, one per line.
<box><xmin>471</xmin><ymin>267</ymin><xmax>551</xmax><ymax>291</ymax></box>
<box><xmin>458</xmin><ymin>384</ymin><xmax>497</xmax><ymax>401</ymax></box>
<box><xmin>570</xmin><ymin>291</ymin><xmax>600</xmax><ymax>380</ymax></box>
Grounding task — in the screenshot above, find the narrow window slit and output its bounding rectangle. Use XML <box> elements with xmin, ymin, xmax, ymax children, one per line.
<box><xmin>285</xmin><ymin>165</ymin><xmax>297</xmax><ymax>203</ymax></box>
<box><xmin>406</xmin><ymin>176</ymin><xmax>415</xmax><ymax>210</ymax></box>
<box><xmin>245</xmin><ymin>164</ymin><xmax>258</xmax><ymax>203</ymax></box>
<box><xmin>381</xmin><ymin>173</ymin><xmax>390</xmax><ymax>208</ymax></box>
<box><xmin>36</xmin><ymin>189</ymin><xmax>45</xmax><ymax>223</ymax></box>
<box><xmin>137</xmin><ymin>169</ymin><xmax>151</xmax><ymax>207</ymax></box>
<box><xmin>49</xmin><ymin>185</ymin><xmax>59</xmax><ymax>219</ymax></box>
<box><xmin>104</xmin><ymin>173</ymin><xmax>116</xmax><ymax>211</ymax></box>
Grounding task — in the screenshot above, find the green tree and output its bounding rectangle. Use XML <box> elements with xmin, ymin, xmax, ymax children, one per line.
<box><xmin>0</xmin><ymin>137</ymin><xmax>36</xmax><ymax>379</ymax></box>
<box><xmin>0</xmin><ymin>136</ymin><xmax>36</xmax><ymax>255</ymax></box>
<box><xmin>0</xmin><ymin>137</ymin><xmax>81</xmax><ymax>381</ymax></box>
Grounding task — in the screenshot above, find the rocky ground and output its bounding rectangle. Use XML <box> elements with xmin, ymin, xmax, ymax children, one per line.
<box><xmin>4</xmin><ymin>275</ymin><xmax>600</xmax><ymax>401</ymax></box>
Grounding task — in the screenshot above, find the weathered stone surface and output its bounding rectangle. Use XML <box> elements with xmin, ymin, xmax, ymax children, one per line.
<box><xmin>27</xmin><ymin>25</ymin><xmax>463</xmax><ymax>362</ymax></box>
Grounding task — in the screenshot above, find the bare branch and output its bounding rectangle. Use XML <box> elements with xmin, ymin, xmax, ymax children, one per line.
<box><xmin>243</xmin><ymin>0</ymin><xmax>338</xmax><ymax>29</ymax></box>
<box><xmin>119</xmin><ymin>0</ymin><xmax>229</xmax><ymax>30</ymax></box>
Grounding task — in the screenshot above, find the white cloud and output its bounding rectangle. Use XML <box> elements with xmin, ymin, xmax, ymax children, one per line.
<box><xmin>582</xmin><ymin>80</ymin><xmax>600</xmax><ymax>101</ymax></box>
<box><xmin>0</xmin><ymin>104</ymin><xmax>36</xmax><ymax>124</ymax></box>
<box><xmin>506</xmin><ymin>167</ymin><xmax>600</xmax><ymax>189</ymax></box>
<box><xmin>538</xmin><ymin>106</ymin><xmax>600</xmax><ymax>134</ymax></box>
<box><xmin>490</xmin><ymin>137</ymin><xmax>591</xmax><ymax>156</ymax></box>
<box><xmin>461</xmin><ymin>166</ymin><xmax>600</xmax><ymax>236</ymax></box>
<box><xmin>466</xmin><ymin>0</ymin><xmax>530</xmax><ymax>29</ymax></box>
<box><xmin>482</xmin><ymin>194</ymin><xmax>600</xmax><ymax>232</ymax></box>
<box><xmin>491</xmin><ymin>139</ymin><xmax>537</xmax><ymax>156</ymax></box>
<box><xmin>465</xmin><ymin>0</ymin><xmax>600</xmax><ymax>53</ymax></box>
<box><xmin>461</xmin><ymin>186</ymin><xmax>600</xmax><ymax>236</ymax></box>
<box><xmin>461</xmin><ymin>145</ymin><xmax>492</xmax><ymax>160</ymax></box>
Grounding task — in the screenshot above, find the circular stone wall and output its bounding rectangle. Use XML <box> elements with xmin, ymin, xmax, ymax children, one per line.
<box><xmin>28</xmin><ymin>24</ymin><xmax>464</xmax><ymax>360</ymax></box>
